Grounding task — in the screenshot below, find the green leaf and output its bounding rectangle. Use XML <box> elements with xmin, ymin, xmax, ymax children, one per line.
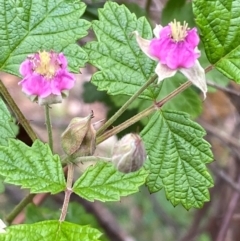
<box><xmin>25</xmin><ymin>203</ymin><xmax>109</xmax><ymax>241</ymax></box>
<box><xmin>0</xmin><ymin>97</ymin><xmax>18</xmax><ymax>146</ymax></box>
<box><xmin>193</xmin><ymin>0</ymin><xmax>240</xmax><ymax>82</ymax></box>
<box><xmin>0</xmin><ymin>139</ymin><xmax>65</xmax><ymax>194</ymax></box>
<box><xmin>0</xmin><ymin>220</ymin><xmax>102</xmax><ymax>241</ymax></box>
<box><xmin>73</xmin><ymin>161</ymin><xmax>148</xmax><ymax>201</ymax></box>
<box><xmin>0</xmin><ymin>0</ymin><xmax>90</xmax><ymax>76</ymax></box>
<box><xmin>84</xmin><ymin>1</ymin><xmax>161</xmax><ymax>100</ymax></box>
<box><xmin>141</xmin><ymin>110</ymin><xmax>213</xmax><ymax>209</ymax></box>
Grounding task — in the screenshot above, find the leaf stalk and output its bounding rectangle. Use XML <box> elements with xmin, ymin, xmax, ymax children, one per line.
<box><xmin>59</xmin><ymin>163</ymin><xmax>74</xmax><ymax>221</ymax></box>
<box><xmin>97</xmin><ymin>80</ymin><xmax>192</xmax><ymax>144</ymax></box>
<box><xmin>44</xmin><ymin>104</ymin><xmax>53</xmax><ymax>152</ymax></box>
<box><xmin>96</xmin><ymin>74</ymin><xmax>158</xmax><ymax>136</ymax></box>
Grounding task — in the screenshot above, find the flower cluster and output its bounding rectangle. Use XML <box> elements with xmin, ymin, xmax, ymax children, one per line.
<box><xmin>19</xmin><ymin>51</ymin><xmax>75</xmax><ymax>105</ymax></box>
<box><xmin>135</xmin><ymin>20</ymin><xmax>207</xmax><ymax>98</ymax></box>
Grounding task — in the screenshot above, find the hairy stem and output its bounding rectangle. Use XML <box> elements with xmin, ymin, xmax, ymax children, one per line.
<box><xmin>0</xmin><ymin>80</ymin><xmax>38</xmax><ymax>141</ymax></box>
<box><xmin>5</xmin><ymin>193</ymin><xmax>35</xmax><ymax>224</ymax></box>
<box><xmin>59</xmin><ymin>163</ymin><xmax>74</xmax><ymax>222</ymax></box>
<box><xmin>205</xmin><ymin>65</ymin><xmax>214</xmax><ymax>73</ymax></box>
<box><xmin>97</xmin><ymin>80</ymin><xmax>192</xmax><ymax>144</ymax></box>
<box><xmin>96</xmin><ymin>74</ymin><xmax>158</xmax><ymax>136</ymax></box>
<box><xmin>44</xmin><ymin>104</ymin><xmax>53</xmax><ymax>152</ymax></box>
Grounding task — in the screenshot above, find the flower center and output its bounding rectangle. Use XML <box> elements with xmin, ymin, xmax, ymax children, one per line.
<box><xmin>34</xmin><ymin>51</ymin><xmax>59</xmax><ymax>79</ymax></box>
<box><xmin>169</xmin><ymin>19</ymin><xmax>189</xmax><ymax>42</ymax></box>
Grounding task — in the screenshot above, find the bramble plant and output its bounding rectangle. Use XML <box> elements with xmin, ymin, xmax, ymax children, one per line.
<box><xmin>0</xmin><ymin>0</ymin><xmax>239</xmax><ymax>240</ymax></box>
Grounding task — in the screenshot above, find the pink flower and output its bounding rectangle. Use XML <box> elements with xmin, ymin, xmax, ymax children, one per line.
<box><xmin>19</xmin><ymin>51</ymin><xmax>75</xmax><ymax>105</ymax></box>
<box><xmin>134</xmin><ymin>20</ymin><xmax>207</xmax><ymax>98</ymax></box>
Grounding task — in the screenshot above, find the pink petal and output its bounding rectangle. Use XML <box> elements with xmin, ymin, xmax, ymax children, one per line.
<box><xmin>149</xmin><ymin>38</ymin><xmax>173</xmax><ymax>64</ymax></box>
<box><xmin>51</xmin><ymin>71</ymin><xmax>75</xmax><ymax>95</ymax></box>
<box><xmin>165</xmin><ymin>42</ymin><xmax>198</xmax><ymax>69</ymax></box>
<box><xmin>19</xmin><ymin>59</ymin><xmax>33</xmax><ymax>76</ymax></box>
<box><xmin>159</xmin><ymin>26</ymin><xmax>172</xmax><ymax>39</ymax></box>
<box><xmin>186</xmin><ymin>28</ymin><xmax>200</xmax><ymax>48</ymax></box>
<box><xmin>155</xmin><ymin>63</ymin><xmax>176</xmax><ymax>84</ymax></box>
<box><xmin>57</xmin><ymin>53</ymin><xmax>68</xmax><ymax>68</ymax></box>
<box><xmin>180</xmin><ymin>60</ymin><xmax>207</xmax><ymax>99</ymax></box>
<box><xmin>20</xmin><ymin>75</ymin><xmax>51</xmax><ymax>98</ymax></box>
<box><xmin>134</xmin><ymin>31</ymin><xmax>158</xmax><ymax>61</ymax></box>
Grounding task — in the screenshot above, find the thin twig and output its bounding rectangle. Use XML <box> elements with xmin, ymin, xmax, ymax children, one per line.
<box><xmin>97</xmin><ymin>81</ymin><xmax>192</xmax><ymax>144</ymax></box>
<box><xmin>207</xmin><ymin>80</ymin><xmax>240</xmax><ymax>96</ymax></box>
<box><xmin>12</xmin><ymin>193</ymin><xmax>49</xmax><ymax>224</ymax></box>
<box><xmin>5</xmin><ymin>188</ymin><xmax>49</xmax><ymax>225</ymax></box>
<box><xmin>5</xmin><ymin>194</ymin><xmax>35</xmax><ymax>224</ymax></box>
<box><xmin>211</xmin><ymin>164</ymin><xmax>240</xmax><ymax>193</ymax></box>
<box><xmin>178</xmin><ymin>204</ymin><xmax>210</xmax><ymax>241</ymax></box>
<box><xmin>216</xmin><ymin>175</ymin><xmax>240</xmax><ymax>241</ymax></box>
<box><xmin>96</xmin><ymin>74</ymin><xmax>158</xmax><ymax>136</ymax></box>
<box><xmin>150</xmin><ymin>194</ymin><xmax>180</xmax><ymax>236</ymax></box>
<box><xmin>0</xmin><ymin>80</ymin><xmax>38</xmax><ymax>141</ymax></box>
<box><xmin>199</xmin><ymin>119</ymin><xmax>240</xmax><ymax>151</ymax></box>
<box><xmin>145</xmin><ymin>0</ymin><xmax>152</xmax><ymax>13</ymax></box>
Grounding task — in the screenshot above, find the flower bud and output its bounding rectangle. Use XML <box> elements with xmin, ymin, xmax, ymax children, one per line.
<box><xmin>112</xmin><ymin>133</ymin><xmax>146</xmax><ymax>173</ymax></box>
<box><xmin>61</xmin><ymin>112</ymin><xmax>96</xmax><ymax>159</ymax></box>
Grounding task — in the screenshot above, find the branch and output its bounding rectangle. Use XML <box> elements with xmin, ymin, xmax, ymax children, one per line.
<box><xmin>150</xmin><ymin>194</ymin><xmax>180</xmax><ymax>236</ymax></box>
<box><xmin>198</xmin><ymin>119</ymin><xmax>240</xmax><ymax>153</ymax></box>
<box><xmin>207</xmin><ymin>80</ymin><xmax>240</xmax><ymax>96</ymax></box>
<box><xmin>216</xmin><ymin>175</ymin><xmax>240</xmax><ymax>241</ymax></box>
<box><xmin>5</xmin><ymin>187</ymin><xmax>49</xmax><ymax>224</ymax></box>
<box><xmin>0</xmin><ymin>80</ymin><xmax>38</xmax><ymax>142</ymax></box>
<box><xmin>178</xmin><ymin>199</ymin><xmax>212</xmax><ymax>241</ymax></box>
<box><xmin>210</xmin><ymin>164</ymin><xmax>240</xmax><ymax>193</ymax></box>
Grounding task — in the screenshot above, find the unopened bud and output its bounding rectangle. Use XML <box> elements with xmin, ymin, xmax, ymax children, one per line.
<box><xmin>61</xmin><ymin>112</ymin><xmax>96</xmax><ymax>158</ymax></box>
<box><xmin>112</xmin><ymin>133</ymin><xmax>146</xmax><ymax>173</ymax></box>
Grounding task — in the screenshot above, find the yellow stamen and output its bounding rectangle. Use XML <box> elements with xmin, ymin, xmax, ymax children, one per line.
<box><xmin>34</xmin><ymin>51</ymin><xmax>58</xmax><ymax>79</ymax></box>
<box><xmin>169</xmin><ymin>19</ymin><xmax>189</xmax><ymax>42</ymax></box>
